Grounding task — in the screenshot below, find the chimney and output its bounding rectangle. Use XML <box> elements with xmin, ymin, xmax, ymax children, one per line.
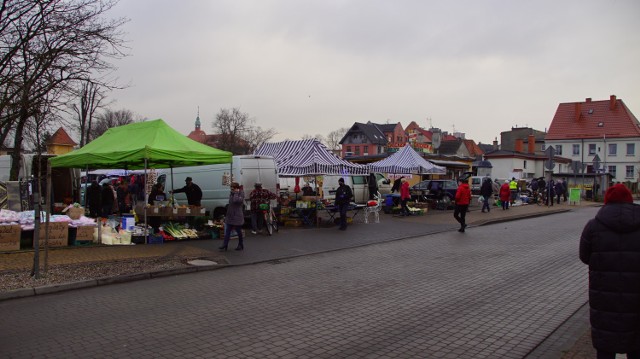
<box><xmin>610</xmin><ymin>95</ymin><xmax>616</xmax><ymax>110</ymax></box>
<box><xmin>527</xmin><ymin>135</ymin><xmax>535</xmax><ymax>154</ymax></box>
<box><xmin>515</xmin><ymin>138</ymin><xmax>524</xmax><ymax>153</ymax></box>
<box><xmin>574</xmin><ymin>102</ymin><xmax>582</xmax><ymax>121</ymax></box>
<box><xmin>585</xmin><ymin>98</ymin><xmax>592</xmax><ymax>103</ymax></box>
<box><xmin>493</xmin><ymin>138</ymin><xmax>498</xmax><ymax>150</ymax></box>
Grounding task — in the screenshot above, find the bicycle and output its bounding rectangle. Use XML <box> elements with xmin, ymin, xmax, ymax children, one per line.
<box><xmin>259</xmin><ymin>203</ymin><xmax>279</xmax><ymax>235</ymax></box>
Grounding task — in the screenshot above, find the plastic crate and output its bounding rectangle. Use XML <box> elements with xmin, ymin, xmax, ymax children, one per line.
<box><xmin>147</xmin><ymin>235</ymin><xmax>164</xmax><ymax>244</ymax></box>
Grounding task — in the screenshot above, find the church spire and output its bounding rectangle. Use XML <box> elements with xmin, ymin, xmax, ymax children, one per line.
<box><xmin>195</xmin><ymin>106</ymin><xmax>201</xmax><ymax>130</ymax></box>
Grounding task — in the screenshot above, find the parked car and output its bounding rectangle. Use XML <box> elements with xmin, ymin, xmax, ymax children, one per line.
<box><xmin>410</xmin><ymin>179</ymin><xmax>458</xmax><ymax>202</ymax></box>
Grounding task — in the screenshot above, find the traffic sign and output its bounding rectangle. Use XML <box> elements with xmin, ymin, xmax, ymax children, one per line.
<box><xmin>545</xmin><ymin>146</ymin><xmax>555</xmax><ymax>169</ymax></box>
<box><xmin>545</xmin><ymin>159</ymin><xmax>556</xmax><ymax>170</ymax></box>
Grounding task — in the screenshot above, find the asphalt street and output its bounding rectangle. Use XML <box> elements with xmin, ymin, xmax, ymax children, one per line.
<box><xmin>0</xmin><ymin>206</ymin><xmax>597</xmax><ymax>358</ymax></box>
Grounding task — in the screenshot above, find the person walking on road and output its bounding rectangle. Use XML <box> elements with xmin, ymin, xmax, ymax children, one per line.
<box><xmin>499</xmin><ymin>180</ymin><xmax>511</xmax><ymax>210</ymax></box>
<box><xmin>453</xmin><ymin>178</ymin><xmax>471</xmax><ymax>232</ymax></box>
<box><xmin>400</xmin><ymin>178</ymin><xmax>411</xmax><ymax>216</ymax></box>
<box><xmin>579</xmin><ymin>184</ymin><xmax>640</xmax><ymax>359</ymax></box>
<box><xmin>335</xmin><ymin>177</ymin><xmax>353</xmax><ymax>230</ymax></box>
<box><xmin>170</xmin><ymin>177</ymin><xmax>203</xmax><ymax>206</ymax></box>
<box><xmin>480</xmin><ymin>176</ymin><xmax>493</xmax><ymax>213</ymax></box>
<box><xmin>219</xmin><ymin>182</ymin><xmax>245</xmax><ymax>251</ymax></box>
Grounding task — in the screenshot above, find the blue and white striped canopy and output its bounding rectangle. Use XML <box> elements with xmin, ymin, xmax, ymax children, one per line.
<box><xmin>254</xmin><ymin>139</ymin><xmax>369</xmax><ymax>176</ymax></box>
<box><xmin>368</xmin><ymin>144</ymin><xmax>446</xmax><ymax>175</ymax></box>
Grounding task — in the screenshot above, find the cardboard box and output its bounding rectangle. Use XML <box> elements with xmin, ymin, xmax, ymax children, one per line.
<box><xmin>38</xmin><ymin>222</ymin><xmax>69</xmax><ymax>247</ymax></box>
<box><xmin>0</xmin><ymin>224</ymin><xmax>21</xmax><ymax>251</ymax></box>
<box><xmin>75</xmin><ymin>225</ymin><xmax>96</xmax><ymax>241</ymax></box>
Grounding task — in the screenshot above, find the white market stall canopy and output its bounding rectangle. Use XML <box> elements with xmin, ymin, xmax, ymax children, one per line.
<box><xmin>254</xmin><ymin>139</ymin><xmax>369</xmax><ymax>176</ymax></box>
<box><xmin>368</xmin><ymin>144</ymin><xmax>446</xmax><ymax>175</ymax></box>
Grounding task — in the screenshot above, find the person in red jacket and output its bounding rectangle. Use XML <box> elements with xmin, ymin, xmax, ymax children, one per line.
<box><xmin>499</xmin><ymin>180</ymin><xmax>511</xmax><ymax>210</ymax></box>
<box><xmin>399</xmin><ymin>178</ymin><xmax>412</xmax><ymax>216</ymax></box>
<box><xmin>454</xmin><ymin>178</ymin><xmax>472</xmax><ymax>232</ymax></box>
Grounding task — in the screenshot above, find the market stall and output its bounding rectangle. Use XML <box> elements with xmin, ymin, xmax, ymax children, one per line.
<box><xmin>254</xmin><ymin>139</ymin><xmax>369</xmax><ymax>226</ymax></box>
<box><xmin>47</xmin><ymin>119</ymin><xmax>232</xmax><ymax>245</ymax></box>
<box><xmin>368</xmin><ymin>144</ymin><xmax>446</xmax><ymax>214</ymax></box>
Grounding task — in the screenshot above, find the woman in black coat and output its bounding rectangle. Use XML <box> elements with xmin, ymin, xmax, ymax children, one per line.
<box><xmin>579</xmin><ymin>184</ymin><xmax>640</xmax><ymax>358</ymax></box>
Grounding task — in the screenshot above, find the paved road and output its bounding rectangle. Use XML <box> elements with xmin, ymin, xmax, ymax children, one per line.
<box><xmin>0</xmin><ymin>207</ymin><xmax>597</xmax><ymax>358</ymax></box>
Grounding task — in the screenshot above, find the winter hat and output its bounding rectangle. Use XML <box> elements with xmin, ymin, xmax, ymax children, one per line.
<box><xmin>604</xmin><ymin>184</ymin><xmax>633</xmax><ymax>204</ymax></box>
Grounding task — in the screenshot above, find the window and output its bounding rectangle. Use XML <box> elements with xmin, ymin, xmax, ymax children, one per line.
<box><xmin>608</xmin><ymin>165</ymin><xmax>616</xmax><ymax>178</ymax></box>
<box><xmin>355</xmin><ymin>146</ymin><xmax>360</xmax><ymax>155</ymax></box>
<box><xmin>627</xmin><ymin>143</ymin><xmax>635</xmax><ymax>156</ymax></box>
<box><xmin>353</xmin><ymin>176</ymin><xmax>366</xmax><ymax>185</ymax></box>
<box><xmin>346</xmin><ymin>146</ymin><xmax>351</xmax><ymax>153</ymax></box>
<box><xmin>555</xmin><ymin>145</ymin><xmax>562</xmax><ymax>155</ymax></box>
<box><xmin>588</xmin><ymin>144</ymin><xmax>596</xmax><ymax>155</ymax></box>
<box><xmin>572</xmin><ymin>144</ymin><xmax>580</xmax><ymax>155</ymax></box>
<box><xmin>523</xmin><ymin>160</ymin><xmax>527</xmax><ymax>169</ymax></box>
<box><xmin>608</xmin><ymin>143</ymin><xmax>617</xmax><ymax>156</ymax></box>
<box><xmin>626</xmin><ymin>165</ymin><xmax>635</xmax><ymax>178</ymax></box>
<box><xmin>541</xmin><ymin>144</ymin><xmax>546</xmax><ymax>151</ymax></box>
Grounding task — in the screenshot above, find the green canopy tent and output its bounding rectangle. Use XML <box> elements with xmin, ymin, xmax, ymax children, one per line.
<box><xmin>44</xmin><ymin>119</ymin><xmax>231</xmax><ymax>251</ymax></box>
<box><xmin>50</xmin><ymin>119</ymin><xmax>232</xmax><ymax>169</ymax></box>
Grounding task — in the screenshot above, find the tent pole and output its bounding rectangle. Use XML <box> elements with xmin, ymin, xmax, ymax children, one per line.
<box><xmin>144</xmin><ymin>159</ymin><xmax>148</xmax><ymax>242</ymax></box>
<box><xmin>170</xmin><ymin>166</ymin><xmax>174</xmax><ymax>205</ymax></box>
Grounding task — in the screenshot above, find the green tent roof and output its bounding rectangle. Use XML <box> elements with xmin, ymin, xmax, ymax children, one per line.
<box><xmin>50</xmin><ymin>119</ymin><xmax>232</xmax><ymax>169</ymax></box>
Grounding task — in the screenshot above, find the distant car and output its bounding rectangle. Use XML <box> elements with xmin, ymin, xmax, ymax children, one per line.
<box><xmin>410</xmin><ymin>179</ymin><xmax>458</xmax><ymax>202</ymax></box>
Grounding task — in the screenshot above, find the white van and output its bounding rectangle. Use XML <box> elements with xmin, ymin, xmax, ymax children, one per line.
<box><xmin>322</xmin><ymin>173</ymin><xmax>392</xmax><ymax>204</ymax></box>
<box><xmin>156</xmin><ymin>155</ymin><xmax>278</xmax><ymax>219</ymax></box>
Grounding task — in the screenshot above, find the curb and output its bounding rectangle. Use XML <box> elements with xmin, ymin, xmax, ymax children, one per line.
<box><xmin>0</xmin><ymin>262</ymin><xmax>229</xmax><ymax>302</ymax></box>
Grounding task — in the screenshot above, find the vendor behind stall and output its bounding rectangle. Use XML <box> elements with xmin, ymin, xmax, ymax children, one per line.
<box><xmin>170</xmin><ymin>177</ymin><xmax>202</xmax><ymax>206</ymax></box>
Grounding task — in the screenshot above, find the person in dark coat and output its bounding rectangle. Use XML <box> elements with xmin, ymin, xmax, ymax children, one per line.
<box><xmin>480</xmin><ymin>177</ymin><xmax>493</xmax><ymax>213</ymax></box>
<box><xmin>116</xmin><ymin>181</ymin><xmax>130</xmax><ymax>215</ymax></box>
<box><xmin>171</xmin><ymin>177</ymin><xmax>203</xmax><ymax>206</ymax></box>
<box><xmin>86</xmin><ymin>180</ymin><xmax>102</xmax><ymax>218</ymax></box>
<box><xmin>100</xmin><ymin>183</ymin><xmax>115</xmax><ymax>218</ymax></box>
<box><xmin>391</xmin><ymin>176</ymin><xmax>404</xmax><ymax>193</ymax></box>
<box><xmin>368</xmin><ymin>173</ymin><xmax>379</xmax><ymax>200</ymax></box>
<box><xmin>148</xmin><ymin>183</ymin><xmax>166</xmax><ymax>205</ymax></box>
<box><xmin>335</xmin><ymin>177</ymin><xmax>353</xmax><ymax>230</ymax></box>
<box><xmin>554</xmin><ymin>180</ymin><xmax>564</xmax><ymax>205</ymax></box>
<box><xmin>580</xmin><ymin>184</ymin><xmax>640</xmax><ymax>359</ymax></box>
<box><xmin>219</xmin><ymin>182</ymin><xmax>245</xmax><ymax>251</ymax></box>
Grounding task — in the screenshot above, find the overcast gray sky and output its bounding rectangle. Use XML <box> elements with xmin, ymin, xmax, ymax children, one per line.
<box><xmin>108</xmin><ymin>0</ymin><xmax>640</xmax><ymax>145</ymax></box>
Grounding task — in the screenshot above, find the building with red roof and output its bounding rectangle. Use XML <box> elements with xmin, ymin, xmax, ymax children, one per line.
<box><xmin>545</xmin><ymin>95</ymin><xmax>640</xmax><ymax>183</ymax></box>
<box><xmin>46</xmin><ymin>127</ymin><xmax>77</xmax><ymax>155</ymax></box>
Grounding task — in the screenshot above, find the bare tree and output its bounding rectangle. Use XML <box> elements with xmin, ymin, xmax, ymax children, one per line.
<box><xmin>302</xmin><ymin>133</ymin><xmax>326</xmax><ymax>144</ymax></box>
<box><xmin>325</xmin><ymin>127</ymin><xmax>349</xmax><ymax>150</ymax></box>
<box><xmin>244</xmin><ymin>126</ymin><xmax>277</xmax><ymax>153</ymax></box>
<box><xmin>71</xmin><ymin>81</ymin><xmax>108</xmax><ymax>147</ymax></box>
<box><xmin>212</xmin><ymin>107</ymin><xmax>276</xmax><ymax>154</ymax></box>
<box><xmin>0</xmin><ymin>0</ymin><xmax>128</xmax><ymax>180</ymax></box>
<box><xmin>89</xmin><ymin>108</ymin><xmax>136</xmax><ymax>140</ymax></box>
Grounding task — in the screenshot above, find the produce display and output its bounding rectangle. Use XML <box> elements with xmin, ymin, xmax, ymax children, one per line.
<box><xmin>162</xmin><ymin>222</ymin><xmax>199</xmax><ymax>240</ymax></box>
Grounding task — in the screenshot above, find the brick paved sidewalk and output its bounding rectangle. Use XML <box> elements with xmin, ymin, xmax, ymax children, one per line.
<box><xmin>0</xmin><ymin>201</ymin><xmax>600</xmax><ymax>270</ymax></box>
<box><xmin>0</xmin><ymin>198</ymin><xmax>601</xmax><ymax>358</ymax></box>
